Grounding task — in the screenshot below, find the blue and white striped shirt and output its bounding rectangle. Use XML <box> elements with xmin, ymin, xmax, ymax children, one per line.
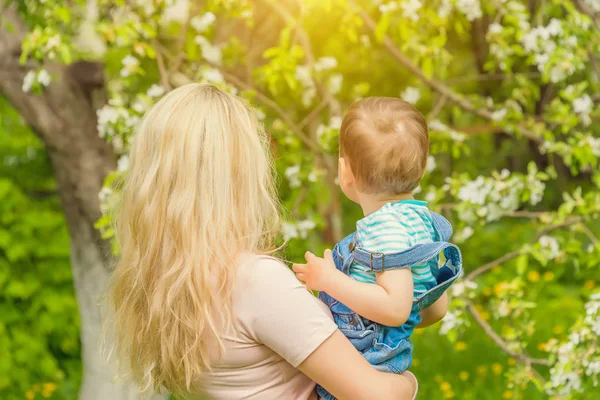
<box><xmin>350</xmin><ymin>200</ymin><xmax>438</xmax><ymax>293</ymax></box>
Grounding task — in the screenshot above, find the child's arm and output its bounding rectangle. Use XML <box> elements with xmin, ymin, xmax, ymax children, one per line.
<box><xmin>293</xmin><ymin>250</ymin><xmax>414</xmax><ymax>327</ymax></box>
<box><xmin>416</xmin><ymin>291</ymin><xmax>448</xmax><ymax>328</ymax></box>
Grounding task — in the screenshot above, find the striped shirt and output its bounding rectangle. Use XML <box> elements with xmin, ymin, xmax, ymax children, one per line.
<box><xmin>350</xmin><ymin>200</ymin><xmax>438</xmax><ymax>293</ymax></box>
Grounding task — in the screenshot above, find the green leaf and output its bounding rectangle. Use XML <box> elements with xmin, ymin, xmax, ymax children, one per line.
<box><xmin>422</xmin><ymin>58</ymin><xmax>434</xmax><ymax>78</ymax></box>
<box><xmin>375</xmin><ymin>13</ymin><xmax>390</xmax><ymax>42</ymax></box>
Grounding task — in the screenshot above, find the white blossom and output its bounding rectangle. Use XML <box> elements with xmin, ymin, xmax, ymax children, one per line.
<box><xmin>439</xmin><ymin>310</ymin><xmax>464</xmax><ymax>335</ymax></box>
<box><xmin>438</xmin><ymin>0</ymin><xmax>453</xmax><ymax>17</ymax></box>
<box><xmin>329</xmin><ymin>116</ymin><xmax>342</xmax><ymax>130</ymax></box>
<box><xmin>285</xmin><ymin>165</ymin><xmax>301</xmax><ymax>188</ymax></box>
<box><xmin>401</xmin><ymin>0</ymin><xmax>422</xmax><ymax>21</ymax></box>
<box><xmin>314</xmin><ymin>57</ymin><xmax>338</xmax><ymax>72</ymax></box>
<box><xmin>132</xmin><ymin>99</ymin><xmax>148</xmax><ymax>114</ymax></box>
<box><xmin>539</xmin><ymin>235</ymin><xmax>561</xmax><ymax>259</ymax></box>
<box><xmin>451</xmin><ymin>280</ymin><xmax>477</xmax><ymax>297</ymax></box>
<box><xmin>546</xmin><ymin>19</ymin><xmax>563</xmax><ymax>36</ymax></box>
<box><xmin>120</xmin><ymin>55</ymin><xmax>140</xmax><ymax>77</ymax></box>
<box><xmin>161</xmin><ymin>0</ymin><xmax>189</xmax><ymax>24</ymax></box>
<box><xmin>455</xmin><ymin>226</ymin><xmax>474</xmax><ymax>243</ymax></box>
<box><xmin>282</xmin><ymin>222</ymin><xmax>299</xmax><ymax>241</ymax></box>
<box><xmin>195</xmin><ymin>36</ymin><xmax>222</xmax><ymax>65</ymax></box>
<box><xmin>45</xmin><ymin>34</ymin><xmax>61</xmax><ymax>51</ymax></box>
<box><xmin>22</xmin><ymin>71</ymin><xmax>36</xmax><ymax>93</ymax></box>
<box><xmin>255</xmin><ymin>109</ymin><xmax>266</xmax><ymax>121</ymax></box>
<box><xmin>202</xmin><ymin>68</ymin><xmax>224</xmax><ymax>84</ymax></box>
<box><xmin>455</xmin><ymin>0</ymin><xmax>482</xmax><ymax>21</ymax></box>
<box><xmin>426</xmin><ymin>155</ymin><xmax>436</xmax><ymax>172</ymax></box>
<box><xmin>573</xmin><ymin>95</ymin><xmax>593</xmax><ymax>115</ymax></box>
<box><xmin>586</xmin><ymin>0</ymin><xmax>600</xmax><ymax>12</ymax></box>
<box><xmin>488</xmin><ymin>23</ymin><xmax>503</xmax><ymax>34</ymax></box>
<box><xmin>111</xmin><ymin>135</ymin><xmax>124</xmax><ymax>153</ymax></box>
<box><xmin>190</xmin><ymin>12</ymin><xmax>216</xmax><ymax>32</ymax></box>
<box><xmin>295</xmin><ymin>65</ymin><xmax>314</xmax><ymax>87</ymax></box>
<box><xmin>401</xmin><ymin>86</ymin><xmax>421</xmax><ymax>104</ymax></box>
<box><xmin>491</xmin><ymin>108</ymin><xmax>507</xmax><ymax>121</ymax></box>
<box><xmin>281</xmin><ymin>219</ymin><xmax>317</xmax><ymax>241</ymax></box>
<box><xmin>297</xmin><ymin>219</ymin><xmax>317</xmax><ymax>238</ymax></box>
<box><xmin>328</xmin><ymin>74</ymin><xmax>343</xmax><ymax>95</ymax></box>
<box><xmin>147</xmin><ymin>84</ymin><xmax>165</xmax><ymax>98</ymax></box>
<box><xmin>117</xmin><ymin>155</ymin><xmax>130</xmax><ymax>172</ymax></box>
<box><xmin>379</xmin><ymin>1</ymin><xmax>399</xmax><ymax>13</ymax></box>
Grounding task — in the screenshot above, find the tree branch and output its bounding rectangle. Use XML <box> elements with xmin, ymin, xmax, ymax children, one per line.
<box><xmin>466</xmin><ymin>217</ymin><xmax>583</xmax><ymax>281</ymax></box>
<box><xmin>352</xmin><ymin>3</ymin><xmax>544</xmax><ymax>144</ymax></box>
<box><xmin>467</xmin><ymin>303</ymin><xmax>549</xmax><ymax>367</ymax></box>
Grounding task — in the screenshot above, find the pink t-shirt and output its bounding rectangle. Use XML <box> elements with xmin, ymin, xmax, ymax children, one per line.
<box><xmin>194</xmin><ymin>256</ymin><xmax>337</xmax><ymax>400</ymax></box>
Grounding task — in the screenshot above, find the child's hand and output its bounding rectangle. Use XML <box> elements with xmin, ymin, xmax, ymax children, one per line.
<box><xmin>293</xmin><ymin>249</ymin><xmax>338</xmax><ymax>292</ymax></box>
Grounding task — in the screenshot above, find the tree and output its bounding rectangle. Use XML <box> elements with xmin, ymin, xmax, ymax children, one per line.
<box><xmin>1</xmin><ymin>0</ymin><xmax>599</xmax><ymax>399</ymax></box>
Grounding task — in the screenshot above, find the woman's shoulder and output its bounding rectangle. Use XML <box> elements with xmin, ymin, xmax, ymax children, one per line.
<box><xmin>236</xmin><ymin>254</ymin><xmax>304</xmax><ymax>295</ymax></box>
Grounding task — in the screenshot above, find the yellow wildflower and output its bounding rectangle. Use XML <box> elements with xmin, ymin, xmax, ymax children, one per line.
<box><xmin>482</xmin><ymin>287</ymin><xmax>492</xmax><ymax>296</ymax></box>
<box><xmin>443</xmin><ymin>391</ymin><xmax>455</xmax><ymax>399</ymax></box>
<box><xmin>26</xmin><ymin>391</ymin><xmax>35</xmax><ymax>400</ymax></box>
<box><xmin>440</xmin><ymin>382</ymin><xmax>451</xmax><ymax>392</ymax></box>
<box><xmin>455</xmin><ymin>341</ymin><xmax>468</xmax><ymax>351</ymax></box>
<box><xmin>459</xmin><ymin>371</ymin><xmax>469</xmax><ymax>381</ymax></box>
<box><xmin>492</xmin><ymin>363</ymin><xmax>503</xmax><ymax>375</ymax></box>
<box><xmin>508</xmin><ymin>358</ymin><xmax>516</xmax><ymax>366</ymax></box>
<box><xmin>476</xmin><ymin>365</ymin><xmax>488</xmax><ymax>376</ymax></box>
<box><xmin>543</xmin><ymin>271</ymin><xmax>555</xmax><ymax>281</ymax></box>
<box><xmin>584</xmin><ymin>280</ymin><xmax>596</xmax><ymax>290</ymax></box>
<box><xmin>42</xmin><ymin>383</ymin><xmax>57</xmax><ymax>398</ymax></box>
<box><xmin>503</xmin><ymin>390</ymin><xmax>513</xmax><ymax>399</ymax></box>
<box><xmin>553</xmin><ymin>325</ymin><xmax>564</xmax><ymax>334</ymax></box>
<box><xmin>527</xmin><ymin>271</ymin><xmax>540</xmax><ymax>282</ymax></box>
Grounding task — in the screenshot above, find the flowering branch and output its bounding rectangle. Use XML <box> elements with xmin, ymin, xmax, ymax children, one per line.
<box><xmin>353</xmin><ymin>4</ymin><xmax>544</xmax><ymax>144</ymax></box>
<box><xmin>467</xmin><ymin>302</ymin><xmax>550</xmax><ymax>367</ymax></box>
<box><xmin>466</xmin><ymin>217</ymin><xmax>584</xmax><ymax>281</ymax></box>
<box><xmin>266</xmin><ymin>0</ymin><xmax>343</xmax><ymax>117</ymax></box>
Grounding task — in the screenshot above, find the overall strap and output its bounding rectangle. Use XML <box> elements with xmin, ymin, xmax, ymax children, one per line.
<box><xmin>351</xmin><ymin>212</ymin><xmax>458</xmax><ymax>272</ymax></box>
<box><xmin>352</xmin><ymin>240</ymin><xmax>462</xmax><ymax>272</ymax></box>
<box><xmin>429</xmin><ymin>211</ymin><xmax>453</xmax><ymax>242</ymax></box>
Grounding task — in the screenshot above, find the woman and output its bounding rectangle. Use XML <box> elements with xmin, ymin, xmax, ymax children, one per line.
<box><xmin>107</xmin><ymin>83</ymin><xmax>418</xmax><ymax>399</ymax></box>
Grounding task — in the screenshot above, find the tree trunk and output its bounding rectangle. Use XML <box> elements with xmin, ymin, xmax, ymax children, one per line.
<box><xmin>0</xmin><ymin>6</ymin><xmax>166</xmax><ymax>400</ymax></box>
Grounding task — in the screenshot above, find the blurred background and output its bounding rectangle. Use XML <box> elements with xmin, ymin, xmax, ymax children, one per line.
<box><xmin>1</xmin><ymin>0</ymin><xmax>599</xmax><ymax>399</ymax></box>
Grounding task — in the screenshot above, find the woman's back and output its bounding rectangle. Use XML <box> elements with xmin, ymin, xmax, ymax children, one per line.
<box><xmin>196</xmin><ymin>256</ymin><xmax>336</xmax><ymax>400</ymax></box>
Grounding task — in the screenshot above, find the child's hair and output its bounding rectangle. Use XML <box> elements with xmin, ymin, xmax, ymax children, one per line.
<box><xmin>106</xmin><ymin>83</ymin><xmax>280</xmax><ymax>396</ymax></box>
<box><xmin>339</xmin><ymin>97</ymin><xmax>429</xmax><ymax>194</ymax></box>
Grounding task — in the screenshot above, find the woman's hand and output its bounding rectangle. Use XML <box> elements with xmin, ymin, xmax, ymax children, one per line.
<box><xmin>293</xmin><ymin>249</ymin><xmax>339</xmax><ymax>292</ymax></box>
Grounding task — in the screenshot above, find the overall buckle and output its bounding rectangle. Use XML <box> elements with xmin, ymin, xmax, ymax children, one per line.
<box><xmin>370</xmin><ymin>252</ymin><xmax>385</xmax><ymax>272</ymax></box>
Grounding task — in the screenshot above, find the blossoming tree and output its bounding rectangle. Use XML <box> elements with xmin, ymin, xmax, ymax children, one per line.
<box><xmin>0</xmin><ymin>0</ymin><xmax>598</xmax><ymax>399</ymax></box>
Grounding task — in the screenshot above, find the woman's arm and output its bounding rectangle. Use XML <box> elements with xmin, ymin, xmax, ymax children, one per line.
<box><xmin>416</xmin><ymin>291</ymin><xmax>448</xmax><ymax>328</ymax></box>
<box><xmin>298</xmin><ymin>330</ymin><xmax>417</xmax><ymax>400</ymax></box>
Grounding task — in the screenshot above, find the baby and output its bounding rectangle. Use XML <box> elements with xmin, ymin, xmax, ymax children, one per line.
<box><xmin>293</xmin><ymin>97</ymin><xmax>462</xmax><ymax>400</ymax></box>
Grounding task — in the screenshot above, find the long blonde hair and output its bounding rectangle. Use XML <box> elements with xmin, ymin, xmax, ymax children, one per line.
<box><xmin>107</xmin><ymin>83</ymin><xmax>280</xmax><ymax>396</ymax></box>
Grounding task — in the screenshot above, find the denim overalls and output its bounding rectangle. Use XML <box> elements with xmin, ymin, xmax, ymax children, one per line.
<box><xmin>317</xmin><ymin>211</ymin><xmax>462</xmax><ymax>400</ymax></box>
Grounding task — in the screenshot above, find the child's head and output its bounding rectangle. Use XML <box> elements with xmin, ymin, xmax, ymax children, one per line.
<box><xmin>338</xmin><ymin>97</ymin><xmax>429</xmax><ymax>202</ymax></box>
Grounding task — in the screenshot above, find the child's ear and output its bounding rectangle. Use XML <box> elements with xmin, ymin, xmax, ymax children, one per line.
<box><xmin>338</xmin><ymin>157</ymin><xmax>354</xmax><ymax>186</ymax></box>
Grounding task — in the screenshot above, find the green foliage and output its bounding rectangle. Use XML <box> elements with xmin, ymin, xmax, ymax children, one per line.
<box><xmin>0</xmin><ymin>97</ymin><xmax>80</xmax><ymax>400</ymax></box>
<box><xmin>7</xmin><ymin>0</ymin><xmax>600</xmax><ymax>398</ymax></box>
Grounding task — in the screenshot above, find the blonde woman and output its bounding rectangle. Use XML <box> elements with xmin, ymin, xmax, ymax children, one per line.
<box><xmin>107</xmin><ymin>83</ymin><xmax>418</xmax><ymax>400</ymax></box>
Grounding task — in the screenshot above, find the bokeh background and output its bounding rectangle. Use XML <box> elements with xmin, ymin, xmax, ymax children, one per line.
<box><xmin>1</xmin><ymin>0</ymin><xmax>599</xmax><ymax>399</ymax></box>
